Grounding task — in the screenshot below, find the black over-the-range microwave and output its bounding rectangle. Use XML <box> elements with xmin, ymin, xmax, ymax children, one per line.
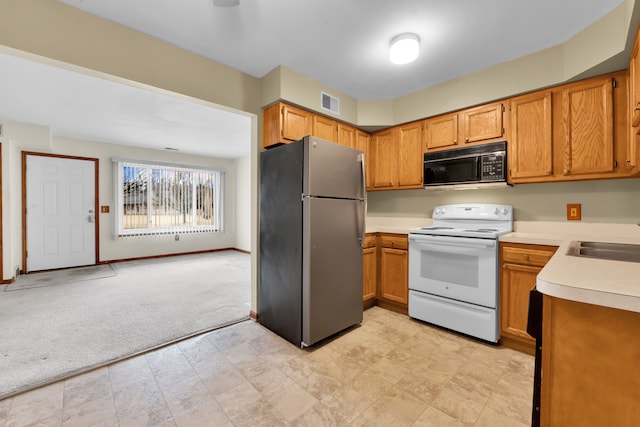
<box><xmin>423</xmin><ymin>141</ymin><xmax>507</xmax><ymax>187</ymax></box>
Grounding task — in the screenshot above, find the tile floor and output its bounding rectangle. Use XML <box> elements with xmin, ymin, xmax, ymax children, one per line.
<box><xmin>0</xmin><ymin>307</ymin><xmax>534</xmax><ymax>426</ymax></box>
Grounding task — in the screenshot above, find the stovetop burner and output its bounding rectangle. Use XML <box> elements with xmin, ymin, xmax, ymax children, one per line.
<box><xmin>410</xmin><ymin>204</ymin><xmax>513</xmax><ymax>239</ymax></box>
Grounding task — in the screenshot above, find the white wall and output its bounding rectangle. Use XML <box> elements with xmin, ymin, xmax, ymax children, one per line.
<box><xmin>367</xmin><ymin>179</ymin><xmax>640</xmax><ymax>224</ymax></box>
<box><xmin>1</xmin><ymin>119</ymin><xmax>242</xmax><ymax>280</ymax></box>
<box><xmin>234</xmin><ymin>154</ymin><xmax>251</xmax><ymax>252</ymax></box>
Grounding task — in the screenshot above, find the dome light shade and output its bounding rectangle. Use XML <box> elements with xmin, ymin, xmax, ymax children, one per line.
<box><xmin>389</xmin><ymin>33</ymin><xmax>420</xmax><ymax>64</ymax></box>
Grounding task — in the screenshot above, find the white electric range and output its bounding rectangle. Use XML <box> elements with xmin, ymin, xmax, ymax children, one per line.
<box><xmin>408</xmin><ymin>204</ymin><xmax>513</xmax><ymax>342</ymax></box>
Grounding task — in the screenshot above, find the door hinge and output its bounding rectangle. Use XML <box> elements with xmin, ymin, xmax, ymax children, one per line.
<box><xmin>614</xmin><ymin>160</ymin><xmax>618</xmax><ymax>168</ymax></box>
<box><xmin>613</xmin><ymin>78</ymin><xmax>617</xmax><ymax>88</ymax></box>
<box><xmin>501</xmin><ymin>105</ymin><xmax>505</xmax><ymax>112</ymax></box>
<box><xmin>502</xmin><ymin>128</ymin><xmax>505</xmax><ymax>135</ymax></box>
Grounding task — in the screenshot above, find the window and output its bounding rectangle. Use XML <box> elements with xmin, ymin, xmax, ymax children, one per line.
<box><xmin>115</xmin><ymin>160</ymin><xmax>224</xmax><ymax>237</ymax></box>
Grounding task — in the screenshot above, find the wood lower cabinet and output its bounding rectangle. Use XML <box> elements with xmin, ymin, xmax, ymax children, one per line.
<box><xmin>362</xmin><ymin>234</ymin><xmax>377</xmax><ymax>309</ymax></box>
<box><xmin>541</xmin><ymin>296</ymin><xmax>640</xmax><ymax>427</ymax></box>
<box><xmin>377</xmin><ymin>234</ymin><xmax>408</xmax><ymax>314</ymax></box>
<box><xmin>500</xmin><ymin>242</ymin><xmax>557</xmax><ymax>354</ymax></box>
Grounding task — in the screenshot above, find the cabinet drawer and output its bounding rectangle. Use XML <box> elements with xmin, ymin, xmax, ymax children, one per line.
<box><xmin>378</xmin><ymin>234</ymin><xmax>408</xmax><ymax>250</ymax></box>
<box><xmin>363</xmin><ymin>234</ymin><xmax>377</xmax><ymax>248</ymax></box>
<box><xmin>502</xmin><ymin>245</ymin><xmax>557</xmax><ymax>267</ymax></box>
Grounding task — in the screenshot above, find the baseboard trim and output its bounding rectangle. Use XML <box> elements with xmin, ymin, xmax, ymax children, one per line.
<box><xmin>249</xmin><ymin>311</ymin><xmax>259</xmax><ymax>321</ymax></box>
<box><xmin>98</xmin><ymin>247</ymin><xmax>250</xmax><ymax>265</ymax></box>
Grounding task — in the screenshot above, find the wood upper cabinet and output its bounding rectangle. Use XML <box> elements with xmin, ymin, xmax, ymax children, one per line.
<box><xmin>396</xmin><ymin>121</ymin><xmax>423</xmax><ymax>188</ymax></box>
<box><xmin>461</xmin><ymin>101</ymin><xmax>505</xmax><ymax>144</ymax></box>
<box><xmin>561</xmin><ymin>77</ymin><xmax>615</xmax><ymax>177</ymax></box>
<box><xmin>262</xmin><ymin>102</ymin><xmax>312</xmax><ymax>148</ymax></box>
<box><xmin>508</xmin><ymin>91</ymin><xmax>553</xmax><ymax>182</ymax></box>
<box><xmin>378</xmin><ymin>234</ymin><xmax>408</xmax><ymax>312</ymax></box>
<box><xmin>370</xmin><ymin>129</ymin><xmax>396</xmax><ymax>189</ymax></box>
<box><xmin>628</xmin><ymin>28</ymin><xmax>640</xmax><ymax>169</ymax></box>
<box><xmin>355</xmin><ymin>130</ymin><xmax>373</xmax><ymax>189</ymax></box>
<box><xmin>313</xmin><ymin>115</ymin><xmax>338</xmax><ymax>143</ymax></box>
<box><xmin>337</xmin><ymin>123</ymin><xmax>356</xmax><ymax>148</ymax></box>
<box><xmin>500</xmin><ymin>243</ymin><xmax>557</xmax><ymax>355</ymax></box>
<box><xmin>424</xmin><ymin>113</ymin><xmax>458</xmax><ymax>150</ymax></box>
<box><xmin>369</xmin><ymin>124</ymin><xmax>423</xmax><ymax>191</ymax></box>
<box><xmin>424</xmin><ymin>101</ymin><xmax>505</xmax><ymax>152</ymax></box>
<box><xmin>362</xmin><ymin>234</ymin><xmax>377</xmax><ymax>308</ymax></box>
<box><xmin>281</xmin><ymin>103</ymin><xmax>312</xmax><ymax>142</ymax></box>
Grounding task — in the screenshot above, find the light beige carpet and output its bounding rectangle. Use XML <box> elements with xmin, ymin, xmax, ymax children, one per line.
<box><xmin>0</xmin><ymin>250</ymin><xmax>250</xmax><ymax>400</ymax></box>
<box><xmin>5</xmin><ymin>264</ymin><xmax>116</xmax><ymax>291</ymax></box>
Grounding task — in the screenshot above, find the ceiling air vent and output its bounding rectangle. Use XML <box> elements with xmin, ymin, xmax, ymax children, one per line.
<box><xmin>321</xmin><ymin>92</ymin><xmax>340</xmax><ymax>115</ymax></box>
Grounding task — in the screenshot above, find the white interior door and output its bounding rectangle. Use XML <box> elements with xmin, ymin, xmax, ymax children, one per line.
<box><xmin>26</xmin><ymin>155</ymin><xmax>96</xmax><ymax>272</ymax></box>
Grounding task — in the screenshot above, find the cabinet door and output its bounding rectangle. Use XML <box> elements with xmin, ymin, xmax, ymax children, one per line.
<box><xmin>281</xmin><ymin>104</ymin><xmax>312</xmax><ymax>141</ymax></box>
<box><xmin>425</xmin><ymin>113</ymin><xmax>458</xmax><ymax>150</ymax></box>
<box><xmin>562</xmin><ymin>78</ymin><xmax>614</xmax><ymax>176</ymax></box>
<box><xmin>363</xmin><ymin>246</ymin><xmax>377</xmax><ymax>303</ymax></box>
<box><xmin>379</xmin><ymin>247</ymin><xmax>407</xmax><ymax>304</ymax></box>
<box><xmin>461</xmin><ymin>102</ymin><xmax>504</xmax><ymax>144</ymax></box>
<box><xmin>337</xmin><ymin>123</ymin><xmax>356</xmax><ymax>148</ymax></box>
<box><xmin>501</xmin><ymin>262</ymin><xmax>539</xmax><ymax>346</ymax></box>
<box><xmin>354</xmin><ymin>130</ymin><xmax>372</xmax><ymax>189</ymax></box>
<box><xmin>396</xmin><ymin>122</ymin><xmax>423</xmax><ymax>188</ymax></box>
<box><xmin>629</xmin><ymin>40</ymin><xmax>640</xmax><ymax>169</ymax></box>
<box><xmin>509</xmin><ymin>91</ymin><xmax>553</xmax><ymax>181</ymax></box>
<box><xmin>313</xmin><ymin>115</ymin><xmax>338</xmax><ymax>143</ymax></box>
<box><xmin>370</xmin><ymin>129</ymin><xmax>396</xmax><ymax>189</ymax></box>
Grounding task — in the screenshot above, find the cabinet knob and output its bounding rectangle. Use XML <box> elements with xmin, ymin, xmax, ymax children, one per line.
<box><xmin>563</xmin><ymin>168</ymin><xmax>570</xmax><ymax>175</ymax></box>
<box><xmin>465</xmin><ymin>137</ymin><xmax>469</xmax><ymax>142</ymax></box>
<box><xmin>453</xmin><ymin>139</ymin><xmax>457</xmax><ymax>144</ymax></box>
<box><xmin>546</xmin><ymin>170</ymin><xmax>552</xmax><ymax>175</ymax></box>
<box><xmin>524</xmin><ymin>255</ymin><xmax>530</xmax><ymax>261</ymax></box>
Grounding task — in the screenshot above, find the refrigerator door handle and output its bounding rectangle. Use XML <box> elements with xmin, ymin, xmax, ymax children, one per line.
<box><xmin>359</xmin><ymin>152</ymin><xmax>367</xmax><ymax>248</ymax></box>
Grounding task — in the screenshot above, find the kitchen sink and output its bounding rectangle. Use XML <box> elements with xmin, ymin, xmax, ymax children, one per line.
<box><xmin>568</xmin><ymin>241</ymin><xmax>640</xmax><ymax>263</ymax></box>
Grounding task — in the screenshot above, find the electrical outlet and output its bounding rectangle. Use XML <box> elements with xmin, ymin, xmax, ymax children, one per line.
<box><xmin>100</xmin><ymin>205</ymin><xmax>110</xmax><ymax>213</ymax></box>
<box><xmin>567</xmin><ymin>204</ymin><xmax>581</xmax><ymax>220</ymax></box>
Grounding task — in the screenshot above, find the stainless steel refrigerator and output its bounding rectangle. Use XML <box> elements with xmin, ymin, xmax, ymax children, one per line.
<box><xmin>259</xmin><ymin>135</ymin><xmax>366</xmax><ymax>347</ymax></box>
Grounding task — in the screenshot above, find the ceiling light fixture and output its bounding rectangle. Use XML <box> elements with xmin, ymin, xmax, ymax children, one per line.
<box><xmin>389</xmin><ymin>33</ymin><xmax>420</xmax><ymax>65</ymax></box>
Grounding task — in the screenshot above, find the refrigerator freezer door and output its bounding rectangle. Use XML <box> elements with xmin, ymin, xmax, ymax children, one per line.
<box><xmin>302</xmin><ymin>197</ymin><xmax>364</xmax><ymax>346</ymax></box>
<box><xmin>303</xmin><ymin>136</ymin><xmax>365</xmax><ymax>200</ymax></box>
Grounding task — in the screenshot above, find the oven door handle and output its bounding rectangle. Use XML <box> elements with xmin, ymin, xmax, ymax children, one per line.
<box><xmin>409</xmin><ymin>234</ymin><xmax>496</xmax><ymax>249</ymax></box>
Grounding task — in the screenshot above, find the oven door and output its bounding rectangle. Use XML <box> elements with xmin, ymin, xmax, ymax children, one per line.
<box><xmin>408</xmin><ymin>234</ymin><xmax>498</xmax><ymax>308</ymax></box>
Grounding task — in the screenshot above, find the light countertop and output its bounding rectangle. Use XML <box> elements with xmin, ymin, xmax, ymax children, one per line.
<box><xmin>507</xmin><ymin>222</ymin><xmax>640</xmax><ymax>313</ymax></box>
<box><xmin>367</xmin><ymin>216</ymin><xmax>640</xmax><ymax>313</ymax></box>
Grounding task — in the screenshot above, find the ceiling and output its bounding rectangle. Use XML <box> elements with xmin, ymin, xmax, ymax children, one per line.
<box><xmin>59</xmin><ymin>0</ymin><xmax>624</xmax><ymax>100</ymax></box>
<box><xmin>0</xmin><ymin>52</ymin><xmax>252</xmax><ymax>159</ymax></box>
<box><xmin>0</xmin><ymin>0</ymin><xmax>626</xmax><ymax>159</ymax></box>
